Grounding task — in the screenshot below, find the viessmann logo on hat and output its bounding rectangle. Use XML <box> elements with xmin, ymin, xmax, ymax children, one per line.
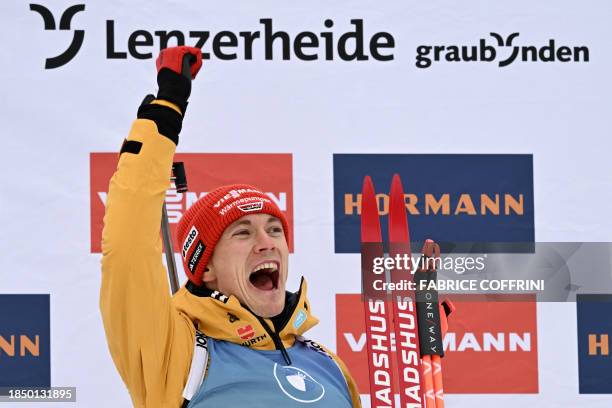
<box><xmin>90</xmin><ymin>153</ymin><xmax>294</xmax><ymax>253</ymax></box>
<box><xmin>213</xmin><ymin>189</ymin><xmax>271</xmax><ymax>216</ymax></box>
<box><xmin>213</xmin><ymin>188</ymin><xmax>265</xmax><ymax>208</ymax></box>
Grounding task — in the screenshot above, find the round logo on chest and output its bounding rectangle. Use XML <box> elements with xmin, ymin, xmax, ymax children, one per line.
<box><xmin>273</xmin><ymin>363</ymin><xmax>326</xmax><ymax>403</ymax></box>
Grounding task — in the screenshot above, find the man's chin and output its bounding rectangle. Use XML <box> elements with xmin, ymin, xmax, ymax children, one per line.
<box><xmin>255</xmin><ymin>306</ymin><xmax>283</xmax><ymax>318</ymax></box>
<box><xmin>246</xmin><ymin>288</ymin><xmax>285</xmax><ymax>317</ymax></box>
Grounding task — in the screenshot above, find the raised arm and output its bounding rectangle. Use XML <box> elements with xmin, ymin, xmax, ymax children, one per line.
<box><xmin>99</xmin><ymin>46</ymin><xmax>202</xmax><ymax>407</ymax></box>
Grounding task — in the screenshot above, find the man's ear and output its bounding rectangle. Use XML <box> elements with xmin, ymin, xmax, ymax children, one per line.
<box><xmin>201</xmin><ymin>265</ymin><xmax>216</xmax><ymax>283</ymax></box>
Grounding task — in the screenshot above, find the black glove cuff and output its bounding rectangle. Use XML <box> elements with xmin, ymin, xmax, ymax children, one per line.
<box><xmin>156</xmin><ymin>68</ymin><xmax>191</xmax><ymax>114</ymax></box>
<box><xmin>137</xmin><ymin>94</ymin><xmax>183</xmax><ymax>145</ymax></box>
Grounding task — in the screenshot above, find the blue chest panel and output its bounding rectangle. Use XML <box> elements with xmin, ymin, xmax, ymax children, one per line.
<box><xmin>188</xmin><ymin>338</ymin><xmax>352</xmax><ymax>407</ymax></box>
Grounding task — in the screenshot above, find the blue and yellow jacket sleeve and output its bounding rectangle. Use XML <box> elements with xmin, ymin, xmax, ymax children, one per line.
<box><xmin>99</xmin><ymin>99</ymin><xmax>194</xmax><ymax>408</ymax></box>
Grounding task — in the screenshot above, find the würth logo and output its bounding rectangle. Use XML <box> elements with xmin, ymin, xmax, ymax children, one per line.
<box><xmin>29</xmin><ymin>4</ymin><xmax>85</xmax><ymax>69</ymax></box>
<box><xmin>237</xmin><ymin>325</ymin><xmax>255</xmax><ymax>340</ymax></box>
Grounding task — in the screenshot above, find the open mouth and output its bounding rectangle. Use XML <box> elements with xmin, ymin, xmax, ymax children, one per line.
<box><xmin>249</xmin><ymin>262</ymin><xmax>280</xmax><ymax>291</ymax></box>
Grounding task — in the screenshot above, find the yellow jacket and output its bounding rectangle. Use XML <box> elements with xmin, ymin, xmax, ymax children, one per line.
<box><xmin>99</xmin><ymin>102</ymin><xmax>361</xmax><ymax>407</ymax></box>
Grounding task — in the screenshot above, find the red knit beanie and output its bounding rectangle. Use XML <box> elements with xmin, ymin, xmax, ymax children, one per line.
<box><xmin>176</xmin><ymin>184</ymin><xmax>290</xmax><ymax>286</ymax></box>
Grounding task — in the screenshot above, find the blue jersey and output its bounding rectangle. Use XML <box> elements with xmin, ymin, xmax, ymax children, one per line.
<box><xmin>187</xmin><ymin>337</ymin><xmax>353</xmax><ymax>407</ymax></box>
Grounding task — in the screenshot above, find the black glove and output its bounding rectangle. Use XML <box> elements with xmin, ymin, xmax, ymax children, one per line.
<box><xmin>155</xmin><ymin>46</ymin><xmax>203</xmax><ymax>114</ymax></box>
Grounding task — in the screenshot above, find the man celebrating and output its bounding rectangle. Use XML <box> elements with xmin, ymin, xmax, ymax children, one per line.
<box><xmin>100</xmin><ymin>46</ymin><xmax>361</xmax><ymax>407</ymax></box>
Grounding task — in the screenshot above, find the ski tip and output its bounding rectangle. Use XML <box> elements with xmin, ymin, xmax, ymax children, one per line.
<box><xmin>362</xmin><ymin>175</ymin><xmax>374</xmax><ymax>191</ymax></box>
<box><xmin>360</xmin><ymin>175</ymin><xmax>382</xmax><ymax>241</ymax></box>
<box><xmin>390</xmin><ymin>174</ymin><xmax>408</xmax><ymax>208</ymax></box>
<box><xmin>389</xmin><ymin>174</ymin><xmax>406</xmax><ymax>200</ymax></box>
<box><xmin>388</xmin><ymin>172</ymin><xmax>410</xmax><ymax>244</ymax></box>
<box><xmin>390</xmin><ymin>173</ymin><xmax>403</xmax><ymax>190</ymax></box>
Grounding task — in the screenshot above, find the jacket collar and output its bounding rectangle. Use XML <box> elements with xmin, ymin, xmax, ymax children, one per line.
<box><xmin>172</xmin><ymin>277</ymin><xmax>318</xmax><ymax>350</ymax></box>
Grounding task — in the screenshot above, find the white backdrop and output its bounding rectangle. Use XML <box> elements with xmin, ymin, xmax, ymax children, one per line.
<box><xmin>1</xmin><ymin>0</ymin><xmax>612</xmax><ymax>406</ymax></box>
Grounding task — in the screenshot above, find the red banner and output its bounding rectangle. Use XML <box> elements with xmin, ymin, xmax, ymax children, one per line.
<box><xmin>90</xmin><ymin>153</ymin><xmax>293</xmax><ymax>253</ymax></box>
<box><xmin>336</xmin><ymin>294</ymin><xmax>539</xmax><ymax>394</ymax></box>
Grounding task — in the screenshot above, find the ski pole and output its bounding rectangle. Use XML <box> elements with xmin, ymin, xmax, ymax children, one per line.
<box><xmin>433</xmin><ymin>297</ymin><xmax>455</xmax><ymax>408</ymax></box>
<box><xmin>414</xmin><ymin>240</ymin><xmax>442</xmax><ymax>408</ymax></box>
<box><xmin>162</xmin><ymin>162</ymin><xmax>188</xmax><ymax>294</ymax></box>
<box><xmin>414</xmin><ymin>240</ymin><xmax>454</xmax><ymax>408</ymax></box>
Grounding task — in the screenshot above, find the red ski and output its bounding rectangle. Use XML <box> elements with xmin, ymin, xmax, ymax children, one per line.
<box><xmin>360</xmin><ymin>176</ymin><xmax>396</xmax><ymax>408</ymax></box>
<box><xmin>388</xmin><ymin>174</ymin><xmax>424</xmax><ymax>407</ymax></box>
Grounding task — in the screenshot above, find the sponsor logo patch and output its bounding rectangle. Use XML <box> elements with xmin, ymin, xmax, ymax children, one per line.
<box><xmin>237</xmin><ymin>201</ymin><xmax>264</xmax><ymax>213</ymax></box>
<box><xmin>241</xmin><ymin>334</ymin><xmax>267</xmax><ymax>347</ymax></box>
<box><xmin>237</xmin><ymin>325</ymin><xmax>255</xmax><ymax>340</ymax></box>
<box><xmin>195</xmin><ymin>332</ymin><xmax>208</xmax><ymax>350</ymax></box>
<box><xmin>294</xmin><ymin>309</ymin><xmax>307</xmax><ymax>329</ymax></box>
<box><xmin>219</xmin><ymin>197</ymin><xmax>271</xmax><ymax>216</ymax></box>
<box><xmin>214</xmin><ymin>188</ymin><xmax>264</xmax><ymax>208</ymax></box>
<box><xmin>187</xmin><ymin>242</ymin><xmax>205</xmax><ymax>272</ymax></box>
<box><xmin>182</xmin><ymin>226</ymin><xmax>199</xmax><ymax>259</ymax></box>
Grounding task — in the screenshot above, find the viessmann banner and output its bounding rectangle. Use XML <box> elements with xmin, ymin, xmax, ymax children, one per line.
<box><xmin>336</xmin><ymin>294</ymin><xmax>539</xmax><ymax>394</ymax></box>
<box><xmin>333</xmin><ymin>154</ymin><xmax>535</xmax><ymax>253</ymax></box>
<box><xmin>90</xmin><ymin>153</ymin><xmax>294</xmax><ymax>253</ymax></box>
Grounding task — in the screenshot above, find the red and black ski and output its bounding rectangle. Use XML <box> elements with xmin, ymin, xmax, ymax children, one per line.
<box><xmin>361</xmin><ymin>176</ymin><xmax>396</xmax><ymax>407</ymax></box>
<box><xmin>388</xmin><ymin>174</ymin><xmax>424</xmax><ymax>407</ymax></box>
